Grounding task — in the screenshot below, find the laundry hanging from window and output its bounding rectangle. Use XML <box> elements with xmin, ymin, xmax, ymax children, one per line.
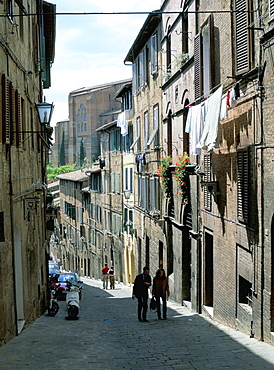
<box><xmin>117</xmin><ymin>110</ymin><xmax>130</xmax><ymax>136</ymax></box>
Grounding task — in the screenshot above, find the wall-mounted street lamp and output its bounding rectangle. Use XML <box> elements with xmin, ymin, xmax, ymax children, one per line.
<box><xmin>36</xmin><ymin>98</ymin><xmax>54</xmax><ymax>125</ymax></box>
<box><xmin>123</xmin><ymin>189</ymin><xmax>131</xmax><ymax>200</ymax></box>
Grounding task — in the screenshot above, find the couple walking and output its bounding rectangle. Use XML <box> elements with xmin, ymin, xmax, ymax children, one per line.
<box><xmin>132</xmin><ymin>266</ymin><xmax>169</xmax><ymax>322</ymax></box>
<box><xmin>101</xmin><ymin>264</ymin><xmax>115</xmax><ymax>289</ymax></box>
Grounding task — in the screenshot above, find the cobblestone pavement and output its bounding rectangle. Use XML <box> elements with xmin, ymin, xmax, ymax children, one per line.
<box><xmin>0</xmin><ymin>278</ymin><xmax>274</xmax><ymax>369</ymax></box>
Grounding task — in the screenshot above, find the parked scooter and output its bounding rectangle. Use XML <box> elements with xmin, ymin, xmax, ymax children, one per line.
<box><xmin>66</xmin><ymin>280</ymin><xmax>81</xmax><ymax>319</ymax></box>
<box><xmin>48</xmin><ymin>287</ymin><xmax>59</xmax><ymax>316</ymax></box>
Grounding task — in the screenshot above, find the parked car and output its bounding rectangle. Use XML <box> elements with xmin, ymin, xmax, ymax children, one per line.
<box><xmin>50</xmin><ymin>272</ymin><xmax>83</xmax><ymax>300</ymax></box>
<box><xmin>48</xmin><ymin>261</ymin><xmax>60</xmax><ymax>279</ymax></box>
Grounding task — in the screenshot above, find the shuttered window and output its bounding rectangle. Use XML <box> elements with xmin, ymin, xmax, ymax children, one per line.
<box><xmin>237</xmin><ymin>149</ymin><xmax>249</xmax><ymax>223</ymax></box>
<box><xmin>15</xmin><ymin>90</ymin><xmax>22</xmax><ymax>147</ymax></box>
<box><xmin>194</xmin><ymin>33</ymin><xmax>202</xmax><ymax>100</ymax></box>
<box><xmin>270</xmin><ymin>0</ymin><xmax>274</xmax><ymax>18</ymax></box>
<box><xmin>235</xmin><ymin>0</ymin><xmax>252</xmax><ymax>74</ymax></box>
<box><xmin>151</xmin><ymin>33</ymin><xmax>158</xmax><ymax>74</ymax></box>
<box><xmin>194</xmin><ymin>15</ymin><xmax>214</xmax><ymax>100</ymax></box>
<box><xmin>204</xmin><ymin>154</ymin><xmax>212</xmax><ymax>211</ymax></box>
<box><xmin>144</xmin><ymin>111</ymin><xmax>149</xmax><ymax>150</ymax></box>
<box><xmin>149</xmin><ymin>177</ymin><xmax>159</xmax><ymax>211</ymax></box>
<box><xmin>2</xmin><ymin>75</ymin><xmax>11</xmax><ymax>144</ymax></box>
<box><xmin>138</xmin><ymin>176</ymin><xmax>149</xmax><ymax>209</ymax></box>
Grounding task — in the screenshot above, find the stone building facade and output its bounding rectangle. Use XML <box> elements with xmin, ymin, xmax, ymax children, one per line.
<box><xmin>50</xmin><ymin>0</ymin><xmax>274</xmax><ymax>346</ymax></box>
<box><xmin>123</xmin><ymin>11</ymin><xmax>165</xmax><ymax>281</ymax></box>
<box><xmin>50</xmin><ymin>80</ymin><xmax>131</xmax><ymax>167</ymax></box>
<box><xmin>0</xmin><ymin>0</ymin><xmax>56</xmax><ymax>346</ymax></box>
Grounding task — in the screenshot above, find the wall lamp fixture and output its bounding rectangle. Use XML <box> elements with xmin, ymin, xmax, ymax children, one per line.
<box><xmin>36</xmin><ymin>98</ymin><xmax>54</xmax><ymax>125</ymax></box>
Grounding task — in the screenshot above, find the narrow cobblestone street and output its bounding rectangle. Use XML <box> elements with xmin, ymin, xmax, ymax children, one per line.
<box><xmin>0</xmin><ymin>278</ymin><xmax>274</xmax><ymax>369</ymax></box>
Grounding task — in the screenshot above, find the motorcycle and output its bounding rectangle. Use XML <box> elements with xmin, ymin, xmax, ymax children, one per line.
<box><xmin>48</xmin><ymin>287</ymin><xmax>59</xmax><ymax>316</ymax></box>
<box><xmin>66</xmin><ymin>280</ymin><xmax>81</xmax><ymax>319</ymax></box>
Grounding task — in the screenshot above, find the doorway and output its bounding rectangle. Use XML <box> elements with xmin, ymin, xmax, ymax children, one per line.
<box><xmin>204</xmin><ymin>232</ymin><xmax>213</xmax><ymax>307</ymax></box>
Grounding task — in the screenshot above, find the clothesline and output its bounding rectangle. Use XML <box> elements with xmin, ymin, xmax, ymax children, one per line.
<box><xmin>185</xmin><ymin>78</ymin><xmax>258</xmax><ymax>109</ymax></box>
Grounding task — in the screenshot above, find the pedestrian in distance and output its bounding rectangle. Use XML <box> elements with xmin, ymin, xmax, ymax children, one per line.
<box><xmin>102</xmin><ymin>264</ymin><xmax>109</xmax><ymax>289</ymax></box>
<box><xmin>132</xmin><ymin>266</ymin><xmax>151</xmax><ymax>322</ymax></box>
<box><xmin>152</xmin><ymin>268</ymin><xmax>170</xmax><ymax>320</ymax></box>
<box><xmin>108</xmin><ymin>266</ymin><xmax>115</xmax><ymax>289</ymax></box>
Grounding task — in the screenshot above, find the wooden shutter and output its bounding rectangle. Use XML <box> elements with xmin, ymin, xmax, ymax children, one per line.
<box><xmin>235</xmin><ymin>0</ymin><xmax>250</xmax><ymax>74</ymax></box>
<box><xmin>194</xmin><ymin>33</ymin><xmax>202</xmax><ymax>100</ymax></box>
<box><xmin>202</xmin><ymin>15</ymin><xmax>214</xmax><ymax>97</ymax></box>
<box><xmin>204</xmin><ymin>154</ymin><xmax>212</xmax><ymax>211</ymax></box>
<box><xmin>15</xmin><ymin>90</ymin><xmax>21</xmax><ymax>147</ymax></box>
<box><xmin>270</xmin><ymin>0</ymin><xmax>274</xmax><ymax>18</ymax></box>
<box><xmin>2</xmin><ymin>75</ymin><xmax>11</xmax><ymax>144</ymax></box>
<box><xmin>132</xmin><ymin>63</ymin><xmax>137</xmax><ymax>94</ymax></box>
<box><xmin>237</xmin><ymin>149</ymin><xmax>249</xmax><ymax>222</ymax></box>
<box><xmin>151</xmin><ymin>33</ymin><xmax>157</xmax><ymax>74</ymax></box>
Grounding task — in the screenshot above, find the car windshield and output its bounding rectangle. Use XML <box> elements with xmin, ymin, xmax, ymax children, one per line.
<box><xmin>57</xmin><ymin>274</ymin><xmax>77</xmax><ymax>283</ymax></box>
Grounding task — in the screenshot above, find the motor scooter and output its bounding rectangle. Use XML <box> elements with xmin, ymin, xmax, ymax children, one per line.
<box><xmin>66</xmin><ymin>280</ymin><xmax>80</xmax><ymax>319</ymax></box>
<box><xmin>48</xmin><ymin>287</ymin><xmax>59</xmax><ymax>316</ymax></box>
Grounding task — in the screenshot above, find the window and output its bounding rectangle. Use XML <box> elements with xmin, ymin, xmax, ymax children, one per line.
<box><xmin>2</xmin><ymin>75</ymin><xmax>11</xmax><ymax>144</ymax></box>
<box><xmin>166</xmin><ymin>31</ymin><xmax>171</xmax><ymax>73</ymax></box>
<box><xmin>235</xmin><ymin>0</ymin><xmax>253</xmax><ymax>74</ymax></box>
<box><xmin>194</xmin><ymin>15</ymin><xmax>214</xmax><ymax>99</ymax></box>
<box><xmin>182</xmin><ymin>12</ymin><xmax>188</xmax><ymax>55</ymax></box>
<box><xmin>122</xmin><ymin>122</ymin><xmax>133</xmax><ymax>152</ymax></box>
<box><xmin>149</xmin><ymin>177</ymin><xmax>159</xmax><ymax>211</ymax></box>
<box><xmin>204</xmin><ymin>154</ymin><xmax>212</xmax><ymax>211</ymax></box>
<box><xmin>132</xmin><ymin>49</ymin><xmax>148</xmax><ymax>93</ymax></box>
<box><xmin>89</xmin><ymin>173</ymin><xmax>101</xmax><ymax>192</ymax></box>
<box><xmin>144</xmin><ymin>111</ymin><xmax>149</xmax><ymax>150</ymax></box>
<box><xmin>270</xmin><ymin>0</ymin><xmax>274</xmax><ymax>19</ymax></box>
<box><xmin>138</xmin><ymin>176</ymin><xmax>149</xmax><ymax>209</ymax></box>
<box><xmin>237</xmin><ymin>149</ymin><xmax>249</xmax><ymax>223</ymax></box>
<box><xmin>110</xmin><ymin>128</ymin><xmax>121</xmax><ymax>151</ymax></box>
<box><xmin>151</xmin><ymin>33</ymin><xmax>158</xmax><ymax>74</ymax></box>
<box><xmin>147</xmin><ymin>105</ymin><xmax>159</xmax><ymax>147</ymax></box>
<box><xmin>124</xmin><ymin>166</ymin><xmax>133</xmax><ymax>192</ymax></box>
<box><xmin>124</xmin><ymin>208</ymin><xmax>133</xmax><ymax>234</ymax></box>
<box><xmin>130</xmin><ymin>117</ymin><xmax>141</xmax><ymax>151</ymax></box>
<box><xmin>116</xmin><ymin>173</ymin><xmax>121</xmax><ymax>194</ymax></box>
<box><xmin>96</xmin><ymin>205</ymin><xmax>101</xmax><ymax>222</ymax></box>
<box><xmin>122</xmin><ymin>90</ymin><xmax>132</xmax><ymax>110</ymax></box>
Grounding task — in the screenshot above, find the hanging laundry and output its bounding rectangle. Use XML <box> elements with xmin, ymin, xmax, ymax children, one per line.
<box><xmin>135</xmin><ymin>154</ymin><xmax>146</xmax><ymax>172</ymax></box>
<box><xmin>234</xmin><ymin>82</ymin><xmax>240</xmax><ymax>99</ymax></box>
<box><xmin>99</xmin><ymin>158</ymin><xmax>105</xmax><ymax>169</ymax></box>
<box><xmin>229</xmin><ymin>87</ymin><xmax>236</xmax><ymax>109</ymax></box>
<box><xmin>117</xmin><ymin>110</ymin><xmax>130</xmax><ymax>136</ymax></box>
<box><xmin>196</xmin><ymin>85</ymin><xmax>223</xmax><ymax>151</ymax></box>
<box><xmin>185</xmin><ymin>103</ymin><xmax>204</xmax><ymax>155</ymax></box>
<box><xmin>226</xmin><ymin>90</ymin><xmax>231</xmax><ymax>107</ymax></box>
<box><xmin>220</xmin><ymin>95</ymin><xmax>228</xmax><ymax>121</ymax></box>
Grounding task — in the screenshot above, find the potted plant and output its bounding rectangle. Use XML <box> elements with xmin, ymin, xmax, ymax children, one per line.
<box><xmin>174</xmin><ymin>153</ymin><xmax>190</xmax><ymax>204</ymax></box>
<box><xmin>158</xmin><ymin>155</ymin><xmax>172</xmax><ymax>199</ymax></box>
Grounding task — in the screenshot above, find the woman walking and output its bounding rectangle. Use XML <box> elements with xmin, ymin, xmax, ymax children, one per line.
<box><xmin>152</xmin><ymin>268</ymin><xmax>170</xmax><ymax>320</ymax></box>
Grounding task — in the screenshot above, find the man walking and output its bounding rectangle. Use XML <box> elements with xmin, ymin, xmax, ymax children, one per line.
<box><xmin>102</xmin><ymin>264</ymin><xmax>109</xmax><ymax>289</ymax></box>
<box><xmin>132</xmin><ymin>266</ymin><xmax>151</xmax><ymax>322</ymax></box>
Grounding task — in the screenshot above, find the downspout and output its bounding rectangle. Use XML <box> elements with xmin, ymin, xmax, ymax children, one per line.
<box><xmin>8</xmin><ymin>145</ymin><xmax>18</xmax><ymax>335</ymax></box>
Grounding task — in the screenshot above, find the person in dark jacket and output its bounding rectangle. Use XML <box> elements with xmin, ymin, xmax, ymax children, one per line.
<box><xmin>132</xmin><ymin>266</ymin><xmax>151</xmax><ymax>322</ymax></box>
<box><xmin>152</xmin><ymin>268</ymin><xmax>170</xmax><ymax>320</ymax></box>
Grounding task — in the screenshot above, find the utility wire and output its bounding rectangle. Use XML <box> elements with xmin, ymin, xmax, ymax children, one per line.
<box><xmin>0</xmin><ymin>8</ymin><xmax>259</xmax><ymax>17</ymax></box>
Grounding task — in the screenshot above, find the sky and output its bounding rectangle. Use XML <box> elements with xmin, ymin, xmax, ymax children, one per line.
<box><xmin>46</xmin><ymin>0</ymin><xmax>161</xmax><ymax>126</ymax></box>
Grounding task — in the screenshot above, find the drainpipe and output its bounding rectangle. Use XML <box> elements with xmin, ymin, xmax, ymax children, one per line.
<box><xmin>8</xmin><ymin>145</ymin><xmax>18</xmax><ymax>335</ymax></box>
